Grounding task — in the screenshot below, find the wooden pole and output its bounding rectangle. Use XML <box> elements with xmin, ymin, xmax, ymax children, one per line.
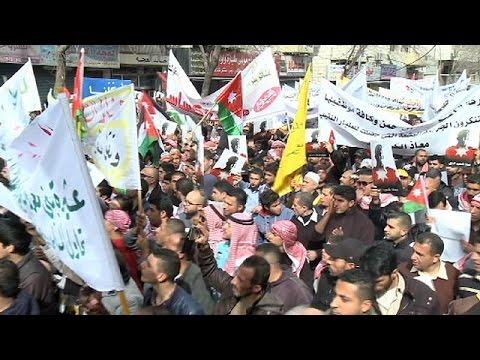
<box><xmin>137</xmin><ymin>190</ymin><xmax>144</xmax><ymax>215</ymax></box>
<box><xmin>118</xmin><ymin>290</ymin><xmax>131</xmax><ymax>315</ymax></box>
<box><xmin>193</xmin><ymin>101</ymin><xmax>217</xmax><ymax>131</ymax></box>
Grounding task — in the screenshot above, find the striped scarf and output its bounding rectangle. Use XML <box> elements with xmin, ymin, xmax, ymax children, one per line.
<box><xmin>224</xmin><ymin>213</ymin><xmax>258</xmax><ymax>276</ymax></box>
<box><xmin>204</xmin><ymin>203</ymin><xmax>226</xmax><ymax>257</ymax></box>
<box><xmin>271</xmin><ymin>220</ymin><xmax>307</xmax><ymax>277</ymax></box>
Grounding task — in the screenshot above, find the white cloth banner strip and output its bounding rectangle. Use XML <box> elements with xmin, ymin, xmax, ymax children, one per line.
<box><xmin>317</xmin><ymin>79</ymin><xmax>480</xmax><ymax>155</ymax></box>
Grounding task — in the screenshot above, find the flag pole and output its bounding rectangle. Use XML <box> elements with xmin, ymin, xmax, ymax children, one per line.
<box><xmin>118</xmin><ymin>290</ymin><xmax>131</xmax><ymax>315</ymax></box>
<box><xmin>193</xmin><ymin>101</ymin><xmax>217</xmax><ymax>131</ymax></box>
<box><xmin>137</xmin><ymin>190</ymin><xmax>144</xmax><ymax>215</ymax></box>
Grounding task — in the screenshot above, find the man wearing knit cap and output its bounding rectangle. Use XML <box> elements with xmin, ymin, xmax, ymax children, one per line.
<box><xmin>303</xmin><ymin>172</ymin><xmax>320</xmax><ymax>190</ymax></box>
<box><xmin>398</xmin><ymin>168</ymin><xmax>413</xmax><ymax>195</ymax></box>
<box><xmin>353</xmin><ymin>149</ymin><xmax>369</xmax><ymax>172</ymax></box>
<box><xmin>141</xmin><ymin>165</ymin><xmax>162</xmax><ymax>201</ymax></box>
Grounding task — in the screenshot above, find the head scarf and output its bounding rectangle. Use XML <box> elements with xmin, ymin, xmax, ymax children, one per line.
<box><xmin>203</xmin><ymin>203</ymin><xmax>226</xmax><ymax>257</ymax></box>
<box><xmin>271</xmin><ymin>140</ymin><xmax>285</xmax><ymax>158</ymax></box>
<box><xmin>224</xmin><ymin>213</ymin><xmax>258</xmax><ymax>276</ymax></box>
<box><xmin>268</xmin><ymin>149</ymin><xmax>280</xmax><ymax>161</ymax></box>
<box><xmin>105</xmin><ymin>210</ymin><xmax>132</xmax><ymax>234</ymax></box>
<box><xmin>359</xmin><ymin>193</ymin><xmax>399</xmax><ymax>210</ymax></box>
<box><xmin>160</xmin><ymin>151</ymin><xmax>172</xmax><ymax>162</ymax></box>
<box><xmin>164</xmin><ymin>138</ymin><xmax>177</xmax><ymax>148</ymax></box>
<box><xmin>271</xmin><ymin>220</ymin><xmax>307</xmax><ymax>277</ymax></box>
<box><xmin>204</xmin><ymin>141</ymin><xmax>217</xmax><ymax>150</ymax></box>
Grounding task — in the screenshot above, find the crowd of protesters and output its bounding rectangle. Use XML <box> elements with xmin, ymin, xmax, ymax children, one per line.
<box><xmin>1</xmin><ymin>107</ymin><xmax>479</xmax><ymax>316</ymax></box>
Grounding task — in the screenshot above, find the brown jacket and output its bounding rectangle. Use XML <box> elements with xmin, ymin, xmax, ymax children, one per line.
<box><xmin>197</xmin><ymin>245</ymin><xmax>284</xmax><ymax>315</ymax></box>
<box><xmin>396</xmin><ymin>270</ymin><xmax>442</xmax><ymax>315</ymax></box>
<box><xmin>399</xmin><ymin>261</ymin><xmax>460</xmax><ymax>314</ymax></box>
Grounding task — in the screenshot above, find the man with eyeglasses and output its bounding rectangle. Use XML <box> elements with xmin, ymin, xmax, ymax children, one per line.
<box><xmin>177</xmin><ymin>190</ymin><xmax>206</xmax><ymax>229</ymax></box>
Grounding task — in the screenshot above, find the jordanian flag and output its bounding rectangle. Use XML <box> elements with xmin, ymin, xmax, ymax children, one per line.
<box><xmin>403</xmin><ymin>176</ymin><xmax>428</xmax><ymax>213</ymax></box>
<box><xmin>138</xmin><ymin>110</ymin><xmax>161</xmax><ymax>165</ymax></box>
<box><xmin>216</xmin><ymin>72</ymin><xmax>243</xmax><ymax>135</ymax></box>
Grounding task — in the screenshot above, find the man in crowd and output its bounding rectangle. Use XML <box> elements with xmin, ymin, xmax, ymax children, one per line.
<box><xmin>360</xmin><ymin>242</ymin><xmax>441</xmax><ymax>315</ymax></box>
<box><xmin>317</xmin><ymin>185</ymin><xmax>375</xmax><ymax>245</ymax></box>
<box><xmin>144</xmin><ymin>245</ymin><xmax>204</xmax><ymax>315</ymax></box>
<box><xmin>256</xmin><ymin>243</ymin><xmax>313</xmax><ymax>312</ymax></box>
<box><xmin>398</xmin><ymin>232</ymin><xmax>460</xmax><ymax>314</ymax></box>
<box><xmin>0</xmin><ymin>218</ymin><xmax>58</xmax><ymax>314</ymax></box>
<box><xmin>329</xmin><ymin>268</ymin><xmax>379</xmax><ymax>315</ymax></box>
<box><xmin>311</xmin><ymin>237</ymin><xmax>366</xmax><ymax>311</ymax></box>
<box><xmin>195</xmin><ymin>227</ymin><xmax>283</xmax><ymax>315</ymax></box>
<box><xmin>383</xmin><ymin>211</ymin><xmax>414</xmax><ymax>264</ymax></box>
<box><xmin>255</xmin><ymin>189</ymin><xmax>295</xmax><ymax>244</ymax></box>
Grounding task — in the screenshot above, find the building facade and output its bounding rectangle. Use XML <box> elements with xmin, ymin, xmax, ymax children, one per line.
<box><xmin>0</xmin><ymin>45</ymin><xmax>468</xmax><ymax>105</ymax></box>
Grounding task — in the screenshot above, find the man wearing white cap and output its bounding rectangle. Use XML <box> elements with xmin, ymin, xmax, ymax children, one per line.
<box><xmin>302</xmin><ymin>172</ymin><xmax>322</xmax><ymax>206</ymax></box>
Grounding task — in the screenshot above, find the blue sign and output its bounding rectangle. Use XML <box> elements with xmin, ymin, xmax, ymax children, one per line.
<box><xmin>83</xmin><ymin>77</ymin><xmax>132</xmax><ymax>98</ymax></box>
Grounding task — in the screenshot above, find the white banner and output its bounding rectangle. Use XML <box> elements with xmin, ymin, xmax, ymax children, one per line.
<box><xmin>87</xmin><ymin>161</ymin><xmax>105</xmax><ymax>187</ymax></box>
<box><xmin>242</xmin><ymin>48</ymin><xmax>285</xmax><ymax>122</ymax></box>
<box><xmin>166</xmin><ymin>50</ymin><xmax>226</xmax><ymax>120</ymax></box>
<box><xmin>83</xmin><ymin>84</ymin><xmax>141</xmax><ymax>190</ymax></box>
<box><xmin>9</xmin><ymin>96</ymin><xmax>124</xmax><ymax>291</ymax></box>
<box><xmin>0</xmin><ymin>62</ymin><xmax>36</xmax><ymax>156</ymax></box>
<box><xmin>390</xmin><ymin>75</ymin><xmax>469</xmax><ymax>101</ymax></box>
<box><xmin>316</xmin><ymin>78</ymin><xmax>480</xmax><ymax>155</ymax></box>
<box><xmin>342</xmin><ymin>67</ymin><xmax>368</xmax><ymax>102</ymax></box>
<box><xmin>429</xmin><ymin>208</ymin><xmax>470</xmax><ymax>263</ymax></box>
<box><xmin>1</xmin><ymin>59</ymin><xmax>41</xmax><ymax>112</ymax></box>
<box><xmin>0</xmin><ymin>183</ymin><xmax>31</xmax><ymax>222</ymax></box>
<box><xmin>0</xmin><ymin>87</ymin><xmax>29</xmax><ymax>156</ymax></box>
<box><xmin>368</xmin><ymin>88</ymin><xmax>424</xmax><ymax>114</ymax></box>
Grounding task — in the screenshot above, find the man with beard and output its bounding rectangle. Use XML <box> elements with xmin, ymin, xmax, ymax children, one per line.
<box><xmin>406</xmin><ymin>148</ymin><xmax>429</xmax><ymax>179</ymax></box>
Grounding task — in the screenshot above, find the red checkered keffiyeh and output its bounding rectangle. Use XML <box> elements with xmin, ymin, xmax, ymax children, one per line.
<box><xmin>271</xmin><ymin>220</ymin><xmax>307</xmax><ymax>277</ymax></box>
<box><xmin>105</xmin><ymin>210</ymin><xmax>132</xmax><ymax>234</ymax></box>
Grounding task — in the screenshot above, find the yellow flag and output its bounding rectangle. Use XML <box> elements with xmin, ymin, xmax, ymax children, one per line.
<box><xmin>272</xmin><ymin>65</ymin><xmax>311</xmax><ymax>197</ymax></box>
